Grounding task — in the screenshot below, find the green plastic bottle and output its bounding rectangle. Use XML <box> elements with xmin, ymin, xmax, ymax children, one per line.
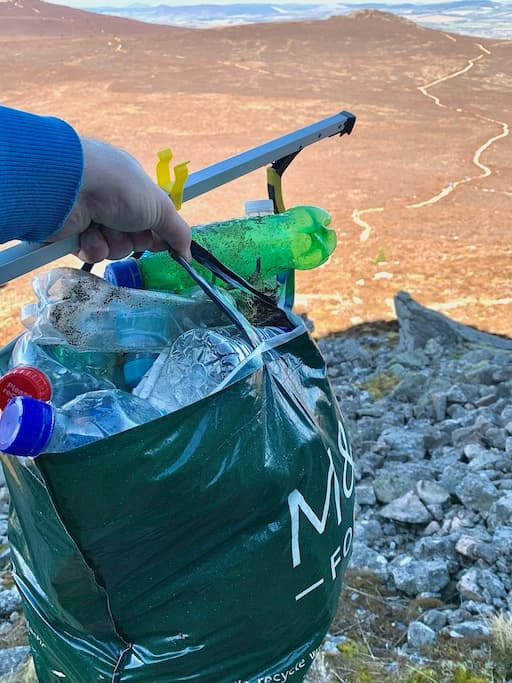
<box><xmin>104</xmin><ymin>205</ymin><xmax>336</xmax><ymax>294</ymax></box>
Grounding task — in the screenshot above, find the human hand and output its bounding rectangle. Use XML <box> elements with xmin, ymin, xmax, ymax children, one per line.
<box><xmin>51</xmin><ymin>138</ymin><xmax>192</xmax><ymax>263</ymax></box>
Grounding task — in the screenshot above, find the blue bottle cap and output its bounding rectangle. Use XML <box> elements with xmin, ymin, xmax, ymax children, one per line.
<box><xmin>123</xmin><ymin>355</ymin><xmax>155</xmax><ymax>388</ymax></box>
<box><xmin>0</xmin><ymin>396</ymin><xmax>55</xmax><ymax>457</ymax></box>
<box><xmin>103</xmin><ymin>259</ymin><xmax>143</xmax><ymax>289</ymax></box>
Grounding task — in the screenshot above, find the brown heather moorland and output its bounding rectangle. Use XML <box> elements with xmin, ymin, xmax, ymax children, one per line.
<box><xmin>0</xmin><ymin>0</ymin><xmax>511</xmax><ymax>344</ymax></box>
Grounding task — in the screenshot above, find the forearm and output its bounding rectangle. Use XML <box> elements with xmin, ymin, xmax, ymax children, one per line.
<box><xmin>0</xmin><ymin>105</ymin><xmax>83</xmax><ymax>243</ymax></box>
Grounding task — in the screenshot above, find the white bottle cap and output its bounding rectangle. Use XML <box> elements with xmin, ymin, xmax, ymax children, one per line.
<box><xmin>244</xmin><ymin>199</ymin><xmax>274</xmax><ymax>216</ymax></box>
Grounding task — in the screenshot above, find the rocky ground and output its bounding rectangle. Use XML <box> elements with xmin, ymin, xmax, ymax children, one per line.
<box><xmin>0</xmin><ymin>293</ymin><xmax>510</xmax><ymax>682</ymax></box>
<box><xmin>305</xmin><ymin>293</ymin><xmax>512</xmax><ymax>682</ymax></box>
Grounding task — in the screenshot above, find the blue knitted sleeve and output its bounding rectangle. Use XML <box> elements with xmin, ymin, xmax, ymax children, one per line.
<box><xmin>0</xmin><ymin>106</ymin><xmax>83</xmax><ymax>243</ymax></box>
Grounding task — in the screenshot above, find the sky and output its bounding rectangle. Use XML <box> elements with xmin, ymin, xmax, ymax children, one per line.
<box><xmin>49</xmin><ymin>0</ymin><xmax>496</xmax><ymax>8</ymax></box>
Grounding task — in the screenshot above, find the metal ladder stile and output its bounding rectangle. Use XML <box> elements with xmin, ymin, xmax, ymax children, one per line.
<box><xmin>0</xmin><ymin>111</ymin><xmax>356</xmax><ymax>286</ymax></box>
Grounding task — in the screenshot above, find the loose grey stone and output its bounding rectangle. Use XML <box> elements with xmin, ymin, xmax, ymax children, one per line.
<box><xmin>0</xmin><ymin>622</ymin><xmax>13</xmax><ymax>637</ymax></box>
<box><xmin>483</xmin><ymin>427</ymin><xmax>507</xmax><ymax>450</ymax></box>
<box><xmin>446</xmin><ymin>608</ymin><xmax>471</xmax><ymax>624</ymax></box>
<box><xmin>390</xmin><ymin>556</ymin><xmax>450</xmax><ymax>596</ymax></box>
<box><xmin>391</xmin><ymin>373</ymin><xmax>430</xmax><ymax>403</ymax></box>
<box><xmin>0</xmin><ymin>646</ymin><xmax>31</xmax><ymax>676</ymax></box>
<box><xmin>377</xmin><ymin>427</ymin><xmax>426</xmax><ymax>459</ymax></box>
<box><xmin>0</xmin><ymin>590</ymin><xmax>22</xmax><ymax>618</ymax></box>
<box><xmin>356</xmin><ymin>519</ymin><xmax>384</xmax><ymax>545</ymax></box>
<box><xmin>466</xmin><ymin>365</ymin><xmax>502</xmax><ymax>386</ymax></box>
<box><xmin>467</xmin><ymin>450</ymin><xmax>503</xmax><ymax>471</ymax></box>
<box><xmin>464</xmin><ymin>601</ymin><xmax>496</xmax><ymax>618</ymax></box>
<box><xmin>454</xmin><ymin>474</ymin><xmax>500</xmax><ymax>514</ymax></box>
<box><xmin>447</xmin><ymin>404</ymin><xmax>471</xmax><ymax>420</ymax></box>
<box><xmin>356</xmin><ymin>483</ymin><xmax>377</xmax><ymax>506</ymax></box>
<box><xmin>478</xmin><ymin>569</ymin><xmax>506</xmax><ymax>602</ymax></box>
<box><xmin>357</xmin><ymin>406</ymin><xmax>386</xmax><ymax>418</ymax></box>
<box><xmin>416</xmin><ymin>480</ymin><xmax>450</xmax><ymax>506</ymax></box>
<box><xmin>451</xmin><ymin>425</ymin><xmax>482</xmax><ymax>448</ymax></box>
<box><xmin>493</xmin><ymin>526</ymin><xmax>512</xmax><ymax>555</ymax></box>
<box><xmin>431</xmin><ymin>392</ymin><xmax>447</xmax><ymax>421</ymax></box>
<box><xmin>446</xmin><ymin>385</ymin><xmax>469</xmax><ymax>404</ymax></box>
<box><xmin>463</xmin><ymin>443</ymin><xmax>489</xmax><ymax>461</ymax></box>
<box><xmin>423</xmin><ymin>426</ymin><xmax>451</xmax><ymax>450</ymax></box>
<box><xmin>475</xmin><ymin>392</ymin><xmax>498</xmax><ymax>408</ymax></box>
<box><xmin>338</xmin><ymin>338</ymin><xmax>372</xmax><ymax>364</ymax></box>
<box><xmin>348</xmin><ymin>543</ymin><xmax>389</xmax><ymax>580</ymax></box>
<box><xmin>322</xmin><ymin>633</ymin><xmax>349</xmax><ymax>654</ymax></box>
<box><xmin>422</xmin><ymin>521</ymin><xmax>441</xmax><ymax>536</ymax></box>
<box><xmin>455</xmin><ymin>536</ymin><xmax>497</xmax><ymax>564</ymax></box>
<box><xmin>413</xmin><ymin>536</ymin><xmax>458</xmax><ymax>563</ymax></box>
<box><xmin>379</xmin><ymin>492</ymin><xmax>432</xmax><ymax>524</ymax></box>
<box><xmin>421</xmin><ymin>609</ymin><xmax>448</xmax><ymax>631</ymax></box>
<box><xmin>407</xmin><ymin>621</ymin><xmax>437</xmax><ymax>651</ymax></box>
<box><xmin>424</xmin><ymin>502</ymin><xmax>445</xmax><ymax>522</ymax></box>
<box><xmin>443</xmin><ymin>620</ymin><xmax>491</xmax><ymax>639</ymax></box>
<box><xmin>487</xmin><ymin>493</ymin><xmax>512</xmax><ymax>531</ymax></box>
<box><xmin>457</xmin><ymin>569</ymin><xmax>483</xmax><ymax>601</ymax></box>
<box><xmin>373</xmin><ymin>464</ymin><xmax>433</xmax><ymax>504</ymax></box>
<box><xmin>440</xmin><ymin>511</ymin><xmax>479</xmax><ymax>534</ymax></box>
<box><xmin>439</xmin><ymin>463</ymin><xmax>469</xmax><ymax>495</ymax></box>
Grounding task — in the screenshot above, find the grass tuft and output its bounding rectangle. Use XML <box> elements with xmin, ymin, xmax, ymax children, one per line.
<box><xmin>489</xmin><ymin>613</ymin><xmax>512</xmax><ymax>679</ymax></box>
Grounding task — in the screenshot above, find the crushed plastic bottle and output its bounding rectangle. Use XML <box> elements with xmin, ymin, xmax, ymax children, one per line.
<box><xmin>104</xmin><ymin>205</ymin><xmax>335</xmax><ymax>293</ymax></box>
<box><xmin>0</xmin><ymin>390</ymin><xmax>163</xmax><ymax>457</ymax></box>
<box><xmin>48</xmin><ymin>345</ymin><xmax>123</xmax><ymax>387</ymax></box>
<box><xmin>22</xmin><ymin>267</ymin><xmax>231</xmax><ymax>352</ymax></box>
<box><xmin>8</xmin><ymin>334</ymin><xmax>117</xmax><ymax>406</ymax></box>
<box><xmin>133</xmin><ymin>326</ymin><xmax>281</xmax><ymax>413</ymax></box>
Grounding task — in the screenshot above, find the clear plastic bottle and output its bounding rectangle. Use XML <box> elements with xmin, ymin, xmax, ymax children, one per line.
<box><xmin>22</xmin><ymin>267</ymin><xmax>230</xmax><ymax>353</ymax></box>
<box><xmin>103</xmin><ymin>205</ymin><xmax>335</xmax><ymax>293</ymax></box>
<box><xmin>0</xmin><ymin>390</ymin><xmax>163</xmax><ymax>457</ymax></box>
<box><xmin>48</xmin><ymin>345</ymin><xmax>123</xmax><ymax>387</ymax></box>
<box><xmin>8</xmin><ymin>334</ymin><xmax>117</xmax><ymax>406</ymax></box>
<box><xmin>133</xmin><ymin>326</ymin><xmax>281</xmax><ymax>413</ymax></box>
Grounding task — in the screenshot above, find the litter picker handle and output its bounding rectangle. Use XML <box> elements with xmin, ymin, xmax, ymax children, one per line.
<box><xmin>0</xmin><ymin>110</ymin><xmax>355</xmax><ymax>286</ymax></box>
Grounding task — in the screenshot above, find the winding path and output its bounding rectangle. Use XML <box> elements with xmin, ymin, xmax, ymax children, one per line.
<box><xmin>408</xmin><ymin>115</ymin><xmax>509</xmax><ymax>209</ymax></box>
<box><xmin>417</xmin><ymin>52</ymin><xmax>484</xmax><ymax>109</ymax></box>
<box><xmin>351</xmin><ymin>39</ymin><xmax>509</xmax><ymax>239</ymax></box>
<box><xmin>352</xmin><ymin>207</ymin><xmax>383</xmax><ymax>242</ymax></box>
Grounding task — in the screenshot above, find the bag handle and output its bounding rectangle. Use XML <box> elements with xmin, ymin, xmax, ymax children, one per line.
<box><xmin>169</xmin><ymin>241</ymin><xmax>293</xmax><ymax>348</ymax></box>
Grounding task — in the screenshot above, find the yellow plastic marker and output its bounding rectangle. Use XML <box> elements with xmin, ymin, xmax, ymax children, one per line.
<box><xmin>156</xmin><ymin>148</ymin><xmax>190</xmax><ymax>210</ymax></box>
<box><xmin>266</xmin><ymin>166</ymin><xmax>286</xmax><ymax>214</ymax></box>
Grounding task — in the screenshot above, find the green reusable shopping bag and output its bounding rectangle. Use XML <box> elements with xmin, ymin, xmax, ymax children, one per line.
<box><xmin>0</xmin><ymin>248</ymin><xmax>355</xmax><ymax>683</ymax></box>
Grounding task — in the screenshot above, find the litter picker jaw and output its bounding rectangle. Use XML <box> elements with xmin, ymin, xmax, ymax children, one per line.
<box><xmin>0</xmin><ymin>110</ymin><xmax>356</xmax><ymax>286</ymax></box>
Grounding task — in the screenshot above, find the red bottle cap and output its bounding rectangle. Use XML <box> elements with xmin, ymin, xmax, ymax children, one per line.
<box><xmin>0</xmin><ymin>367</ymin><xmax>52</xmax><ymax>410</ymax></box>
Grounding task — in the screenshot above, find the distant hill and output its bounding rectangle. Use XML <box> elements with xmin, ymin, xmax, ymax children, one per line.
<box><xmin>0</xmin><ymin>0</ymin><xmax>186</xmax><ymax>36</ymax></box>
<box><xmin>86</xmin><ymin>0</ymin><xmax>512</xmax><ymax>38</ymax></box>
